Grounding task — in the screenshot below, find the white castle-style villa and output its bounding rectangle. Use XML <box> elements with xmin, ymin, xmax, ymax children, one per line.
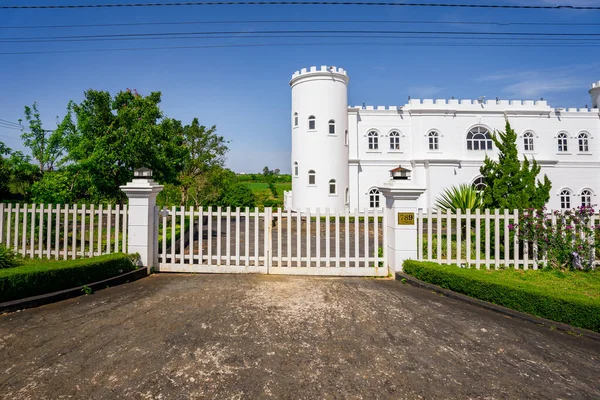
<box><xmin>286</xmin><ymin>65</ymin><xmax>600</xmax><ymax>212</ymax></box>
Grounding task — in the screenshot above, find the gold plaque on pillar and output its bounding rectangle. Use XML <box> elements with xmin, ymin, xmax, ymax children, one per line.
<box><xmin>397</xmin><ymin>212</ymin><xmax>414</xmax><ymax>225</ymax></box>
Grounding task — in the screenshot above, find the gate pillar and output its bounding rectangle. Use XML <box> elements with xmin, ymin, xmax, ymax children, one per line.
<box><xmin>379</xmin><ymin>182</ymin><xmax>426</xmax><ymax>273</ymax></box>
<box><xmin>120</xmin><ymin>168</ymin><xmax>163</xmax><ymax>272</ymax></box>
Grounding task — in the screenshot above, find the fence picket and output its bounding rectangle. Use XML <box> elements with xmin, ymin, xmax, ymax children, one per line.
<box><xmin>513</xmin><ymin>210</ymin><xmax>520</xmax><ymax>269</ymax></box>
<box><xmin>244</xmin><ymin>207</ymin><xmax>249</xmax><ymax>265</ymax></box>
<box><xmin>446</xmin><ymin>209</ymin><xmax>451</xmax><ymax>264</ymax></box>
<box><xmin>89</xmin><ymin>204</ymin><xmax>95</xmax><ymax>258</ymax></box>
<box><xmin>277</xmin><ymin>208</ymin><xmax>282</xmax><ymax>267</ymax></box>
<box><xmin>236</xmin><ymin>207</ymin><xmax>241</xmax><ymax>266</ymax></box>
<box><xmin>0</xmin><ymin>204</ymin><xmax>4</xmax><ymax>246</ymax></box>
<box><xmin>170</xmin><ymin>206</ymin><xmax>176</xmax><ymax>265</ymax></box>
<box><xmin>30</xmin><ymin>203</ymin><xmax>36</xmax><ymax>258</ymax></box>
<box><xmin>14</xmin><ymin>204</ymin><xmax>21</xmax><ymax>255</ymax></box>
<box><xmin>63</xmin><ymin>205</ymin><xmax>68</xmax><ymax>260</ymax></box>
<box><xmin>436</xmin><ymin>209</ymin><xmax>442</xmax><ymax>264</ymax></box>
<box><xmin>199</xmin><ymin>207</ymin><xmax>204</xmax><ymax>265</ymax></box>
<box><xmin>46</xmin><ymin>204</ymin><xmax>52</xmax><ymax>259</ymax></box>
<box><xmin>296</xmin><ymin>209</ymin><xmax>301</xmax><ymax>267</ymax></box>
<box><xmin>417</xmin><ymin>209</ymin><xmax>423</xmax><ymax>261</ymax></box>
<box><xmin>484</xmin><ymin>209</ymin><xmax>490</xmax><ymax>269</ymax></box>
<box><xmin>345</xmin><ymin>209</ymin><xmax>350</xmax><ymax>268</ymax></box>
<box><xmin>363</xmin><ymin>209</ymin><xmax>369</xmax><ymax>268</ymax></box>
<box><xmin>216</xmin><ymin>207</ymin><xmax>222</xmax><ymax>266</ymax></box>
<box><xmin>38</xmin><ymin>204</ymin><xmax>44</xmax><ymax>259</ymax></box>
<box><xmin>115</xmin><ymin>204</ymin><xmax>121</xmax><ymax>254</ymax></box>
<box><xmin>54</xmin><ymin>204</ymin><xmax>60</xmax><ymax>259</ymax></box>
<box><xmin>374</xmin><ymin>208</ymin><xmax>379</xmax><ymax>268</ymax></box>
<box><xmin>306</xmin><ymin>209</ymin><xmax>311</xmax><ymax>268</ymax></box>
<box><xmin>106</xmin><ymin>204</ymin><xmax>112</xmax><ymax>255</ymax></box>
<box><xmin>354</xmin><ymin>208</ymin><xmax>360</xmax><ymax>268</ymax></box>
<box><xmin>71</xmin><ymin>204</ymin><xmax>77</xmax><ymax>259</ymax></box>
<box><xmin>207</xmin><ymin>207</ymin><xmax>213</xmax><ymax>266</ymax></box>
<box><xmin>503</xmin><ymin>209</ymin><xmax>509</xmax><ymax>266</ymax></box>
<box><xmin>5</xmin><ymin>204</ymin><xmax>12</xmax><ymax>248</ymax></box>
<box><xmin>456</xmin><ymin>210</ymin><xmax>462</xmax><ymax>265</ymax></box>
<box><xmin>255</xmin><ymin>207</ymin><xmax>260</xmax><ymax>266</ymax></box>
<box><xmin>335</xmin><ymin>211</ymin><xmax>340</xmax><ymax>268</ymax></box>
<box><xmin>465</xmin><ymin>209</ymin><xmax>471</xmax><ymax>266</ymax></box>
<box><xmin>225</xmin><ymin>207</ymin><xmax>231</xmax><ymax>267</ymax></box>
<box><xmin>286</xmin><ymin>208</ymin><xmax>291</xmax><ymax>267</ymax></box>
<box><xmin>494</xmin><ymin>209</ymin><xmax>500</xmax><ymax>269</ymax></box>
<box><xmin>427</xmin><ymin>208</ymin><xmax>433</xmax><ymax>260</ymax></box>
<box><xmin>316</xmin><ymin>208</ymin><xmax>321</xmax><ymax>268</ymax></box>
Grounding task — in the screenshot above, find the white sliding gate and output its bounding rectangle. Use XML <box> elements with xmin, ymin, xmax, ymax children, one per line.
<box><xmin>156</xmin><ymin>206</ymin><xmax>388</xmax><ymax>276</ymax></box>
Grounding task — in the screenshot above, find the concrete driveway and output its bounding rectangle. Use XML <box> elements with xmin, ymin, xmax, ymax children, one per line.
<box><xmin>0</xmin><ymin>274</ymin><xmax>598</xmax><ymax>399</ymax></box>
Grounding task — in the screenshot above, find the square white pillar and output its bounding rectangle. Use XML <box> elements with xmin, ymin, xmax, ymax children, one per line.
<box><xmin>120</xmin><ymin>171</ymin><xmax>163</xmax><ymax>272</ymax></box>
<box><xmin>379</xmin><ymin>182</ymin><xmax>426</xmax><ymax>273</ymax></box>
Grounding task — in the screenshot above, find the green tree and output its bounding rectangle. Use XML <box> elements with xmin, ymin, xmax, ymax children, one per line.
<box><xmin>6</xmin><ymin>151</ymin><xmax>39</xmax><ymax>199</ymax></box>
<box><xmin>0</xmin><ymin>142</ymin><xmax>11</xmax><ymax>200</ymax></box>
<box><xmin>480</xmin><ymin>120</ymin><xmax>551</xmax><ymax>210</ymax></box>
<box><xmin>19</xmin><ymin>102</ymin><xmax>65</xmax><ymax>173</ymax></box>
<box><xmin>178</xmin><ymin>118</ymin><xmax>228</xmax><ymax>206</ymax></box>
<box><xmin>58</xmin><ymin>89</ymin><xmax>187</xmax><ymax>202</ymax></box>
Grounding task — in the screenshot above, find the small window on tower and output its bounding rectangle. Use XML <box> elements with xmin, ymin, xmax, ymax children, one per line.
<box><xmin>308</xmin><ymin>170</ymin><xmax>316</xmax><ymax>185</ymax></box>
<box><xmin>308</xmin><ymin>116</ymin><xmax>316</xmax><ymax>131</ymax></box>
<box><xmin>329</xmin><ymin>120</ymin><xmax>335</xmax><ymax>135</ymax></box>
<box><xmin>329</xmin><ymin>179</ymin><xmax>336</xmax><ymax>195</ymax></box>
<box><xmin>293</xmin><ymin>112</ymin><xmax>298</xmax><ymax>127</ymax></box>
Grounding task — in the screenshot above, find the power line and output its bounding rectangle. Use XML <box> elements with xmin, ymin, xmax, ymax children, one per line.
<box><xmin>0</xmin><ymin>119</ymin><xmax>22</xmax><ymax>128</ymax></box>
<box><xmin>0</xmin><ymin>123</ymin><xmax>22</xmax><ymax>131</ymax></box>
<box><xmin>2</xmin><ymin>19</ymin><xmax>599</xmax><ymax>29</ymax></box>
<box><xmin>2</xmin><ymin>2</ymin><xmax>599</xmax><ymax>10</ymax></box>
<box><xmin>1</xmin><ymin>41</ymin><xmax>599</xmax><ymax>56</ymax></box>
<box><xmin>4</xmin><ymin>30</ymin><xmax>599</xmax><ymax>41</ymax></box>
<box><xmin>2</xmin><ymin>35</ymin><xmax>599</xmax><ymax>44</ymax></box>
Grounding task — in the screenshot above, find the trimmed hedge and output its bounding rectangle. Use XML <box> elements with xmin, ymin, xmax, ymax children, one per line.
<box><xmin>0</xmin><ymin>253</ymin><xmax>138</xmax><ymax>303</ymax></box>
<box><xmin>403</xmin><ymin>260</ymin><xmax>600</xmax><ymax>332</ymax></box>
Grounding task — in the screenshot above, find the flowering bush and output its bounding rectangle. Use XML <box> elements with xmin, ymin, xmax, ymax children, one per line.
<box><xmin>511</xmin><ymin>205</ymin><xmax>600</xmax><ymax>270</ymax></box>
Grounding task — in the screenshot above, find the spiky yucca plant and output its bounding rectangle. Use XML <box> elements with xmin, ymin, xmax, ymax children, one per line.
<box><xmin>435</xmin><ymin>184</ymin><xmax>483</xmax><ymax>213</ymax></box>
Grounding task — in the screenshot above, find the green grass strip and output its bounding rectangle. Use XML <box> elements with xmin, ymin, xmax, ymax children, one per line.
<box><xmin>403</xmin><ymin>260</ymin><xmax>600</xmax><ymax>332</ymax></box>
<box><xmin>0</xmin><ymin>253</ymin><xmax>138</xmax><ymax>303</ymax></box>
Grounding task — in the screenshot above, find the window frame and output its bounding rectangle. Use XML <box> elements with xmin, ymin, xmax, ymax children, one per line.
<box><xmin>367</xmin><ymin>130</ymin><xmax>379</xmax><ymax>151</ymax></box>
<box><xmin>580</xmin><ymin>189</ymin><xmax>593</xmax><ymax>207</ymax></box>
<box><xmin>428</xmin><ymin>130</ymin><xmax>439</xmax><ymax>151</ymax></box>
<box><xmin>293</xmin><ymin>161</ymin><xmax>298</xmax><ymax>177</ymax></box>
<box><xmin>368</xmin><ymin>188</ymin><xmax>380</xmax><ymax>209</ymax></box>
<box><xmin>557</xmin><ymin>132</ymin><xmax>569</xmax><ymax>153</ymax></box>
<box><xmin>328</xmin><ymin>119</ymin><xmax>336</xmax><ymax>135</ymax></box>
<box><xmin>466</xmin><ymin>126</ymin><xmax>493</xmax><ymax>151</ymax></box>
<box><xmin>523</xmin><ymin>131</ymin><xmax>535</xmax><ymax>152</ymax></box>
<box><xmin>308</xmin><ymin>169</ymin><xmax>316</xmax><ymax>185</ymax></box>
<box><xmin>293</xmin><ymin>112</ymin><xmax>298</xmax><ymax>128</ymax></box>
<box><xmin>560</xmin><ymin>189</ymin><xmax>572</xmax><ymax>209</ymax></box>
<box><xmin>389</xmin><ymin>130</ymin><xmax>400</xmax><ymax>151</ymax></box>
<box><xmin>328</xmin><ymin>179</ymin><xmax>337</xmax><ymax>195</ymax></box>
<box><xmin>472</xmin><ymin>176</ymin><xmax>487</xmax><ymax>192</ymax></box>
<box><xmin>308</xmin><ymin>116</ymin><xmax>316</xmax><ymax>131</ymax></box>
<box><xmin>578</xmin><ymin>132</ymin><xmax>589</xmax><ymax>153</ymax></box>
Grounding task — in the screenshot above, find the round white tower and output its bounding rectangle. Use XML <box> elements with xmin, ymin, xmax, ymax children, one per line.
<box><xmin>590</xmin><ymin>81</ymin><xmax>600</xmax><ymax>109</ymax></box>
<box><xmin>290</xmin><ymin>66</ymin><xmax>350</xmax><ymax>212</ymax></box>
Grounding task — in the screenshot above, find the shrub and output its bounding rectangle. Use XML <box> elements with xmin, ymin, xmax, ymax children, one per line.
<box><xmin>403</xmin><ymin>260</ymin><xmax>600</xmax><ymax>332</ymax></box>
<box><xmin>513</xmin><ymin>206</ymin><xmax>600</xmax><ymax>270</ymax></box>
<box><xmin>0</xmin><ymin>244</ymin><xmax>19</xmax><ymax>269</ymax></box>
<box><xmin>0</xmin><ymin>253</ymin><xmax>137</xmax><ymax>303</ymax></box>
<box><xmin>435</xmin><ymin>184</ymin><xmax>482</xmax><ymax>213</ymax></box>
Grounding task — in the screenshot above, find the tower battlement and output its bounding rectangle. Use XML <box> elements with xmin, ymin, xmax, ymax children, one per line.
<box><xmin>291</xmin><ymin>65</ymin><xmax>347</xmax><ymax>80</ymax></box>
<box><xmin>591</xmin><ymin>81</ymin><xmax>600</xmax><ymax>90</ymax></box>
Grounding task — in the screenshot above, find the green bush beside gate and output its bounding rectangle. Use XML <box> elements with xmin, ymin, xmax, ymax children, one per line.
<box><xmin>402</xmin><ymin>260</ymin><xmax>600</xmax><ymax>332</ymax></box>
<box><xmin>0</xmin><ymin>253</ymin><xmax>138</xmax><ymax>303</ymax></box>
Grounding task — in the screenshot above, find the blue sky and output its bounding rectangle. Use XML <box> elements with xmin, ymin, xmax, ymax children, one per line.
<box><xmin>0</xmin><ymin>0</ymin><xmax>598</xmax><ymax>173</ymax></box>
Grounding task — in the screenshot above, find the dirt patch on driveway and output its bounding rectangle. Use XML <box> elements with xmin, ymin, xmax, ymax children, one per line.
<box><xmin>0</xmin><ymin>274</ymin><xmax>598</xmax><ymax>399</ymax></box>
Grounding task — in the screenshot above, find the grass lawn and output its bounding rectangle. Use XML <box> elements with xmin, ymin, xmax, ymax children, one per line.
<box><xmin>244</xmin><ymin>182</ymin><xmax>291</xmax><ymax>194</ymax></box>
<box><xmin>403</xmin><ymin>260</ymin><xmax>600</xmax><ymax>332</ymax></box>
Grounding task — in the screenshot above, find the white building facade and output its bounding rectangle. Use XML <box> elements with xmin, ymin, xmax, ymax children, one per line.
<box><xmin>289</xmin><ymin>66</ymin><xmax>600</xmax><ymax>212</ymax></box>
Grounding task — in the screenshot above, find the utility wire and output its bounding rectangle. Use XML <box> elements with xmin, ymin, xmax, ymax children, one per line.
<box><xmin>2</xmin><ymin>2</ymin><xmax>599</xmax><ymax>10</ymax></box>
<box><xmin>3</xmin><ymin>35</ymin><xmax>598</xmax><ymax>44</ymax></box>
<box><xmin>1</xmin><ymin>41</ymin><xmax>599</xmax><ymax>56</ymax></box>
<box><xmin>2</xmin><ymin>19</ymin><xmax>599</xmax><ymax>29</ymax></box>
<box><xmin>0</xmin><ymin>119</ymin><xmax>22</xmax><ymax>128</ymax></box>
<box><xmin>4</xmin><ymin>30</ymin><xmax>600</xmax><ymax>41</ymax></box>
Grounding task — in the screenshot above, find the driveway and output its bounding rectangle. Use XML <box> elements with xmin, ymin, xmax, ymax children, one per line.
<box><xmin>0</xmin><ymin>274</ymin><xmax>598</xmax><ymax>399</ymax></box>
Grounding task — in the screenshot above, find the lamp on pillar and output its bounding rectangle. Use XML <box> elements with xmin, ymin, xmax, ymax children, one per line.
<box><xmin>120</xmin><ymin>168</ymin><xmax>164</xmax><ymax>272</ymax></box>
<box><xmin>378</xmin><ymin>165</ymin><xmax>426</xmax><ymax>274</ymax></box>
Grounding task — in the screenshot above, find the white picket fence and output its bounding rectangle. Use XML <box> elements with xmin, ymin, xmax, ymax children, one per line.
<box><xmin>0</xmin><ymin>203</ymin><xmax>128</xmax><ymax>260</ymax></box>
<box><xmin>156</xmin><ymin>206</ymin><xmax>388</xmax><ymax>276</ymax></box>
<box><xmin>417</xmin><ymin>209</ymin><xmax>600</xmax><ymax>270</ymax></box>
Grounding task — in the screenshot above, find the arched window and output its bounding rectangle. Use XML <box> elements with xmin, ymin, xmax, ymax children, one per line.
<box><xmin>308</xmin><ymin>170</ymin><xmax>316</xmax><ymax>185</ymax></box>
<box><xmin>557</xmin><ymin>132</ymin><xmax>568</xmax><ymax>152</ymax></box>
<box><xmin>472</xmin><ymin>177</ymin><xmax>486</xmax><ymax>192</ymax></box>
<box><xmin>578</xmin><ymin>132</ymin><xmax>589</xmax><ymax>152</ymax></box>
<box><xmin>329</xmin><ymin>179</ymin><xmax>336</xmax><ymax>195</ymax></box>
<box><xmin>293</xmin><ymin>161</ymin><xmax>298</xmax><ymax>177</ymax></box>
<box><xmin>345</xmin><ymin>188</ymin><xmax>349</xmax><ymax>205</ymax></box>
<box><xmin>523</xmin><ymin>132</ymin><xmax>534</xmax><ymax>152</ymax></box>
<box><xmin>581</xmin><ymin>189</ymin><xmax>592</xmax><ymax>207</ymax></box>
<box><xmin>293</xmin><ymin>112</ymin><xmax>298</xmax><ymax>127</ymax></box>
<box><xmin>328</xmin><ymin>120</ymin><xmax>335</xmax><ymax>135</ymax></box>
<box><xmin>389</xmin><ymin>131</ymin><xmax>400</xmax><ymax>150</ymax></box>
<box><xmin>428</xmin><ymin>131</ymin><xmax>439</xmax><ymax>151</ymax></box>
<box><xmin>345</xmin><ymin>130</ymin><xmax>349</xmax><ymax>146</ymax></box>
<box><xmin>369</xmin><ymin>188</ymin><xmax>380</xmax><ymax>208</ymax></box>
<box><xmin>466</xmin><ymin>126</ymin><xmax>492</xmax><ymax>150</ymax></box>
<box><xmin>368</xmin><ymin>131</ymin><xmax>379</xmax><ymax>150</ymax></box>
<box><xmin>560</xmin><ymin>189</ymin><xmax>571</xmax><ymax>209</ymax></box>
<box><xmin>308</xmin><ymin>116</ymin><xmax>316</xmax><ymax>131</ymax></box>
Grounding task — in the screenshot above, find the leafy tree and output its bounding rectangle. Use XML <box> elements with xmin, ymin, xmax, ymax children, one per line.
<box><xmin>19</xmin><ymin>102</ymin><xmax>65</xmax><ymax>173</ymax></box>
<box><xmin>480</xmin><ymin>120</ymin><xmax>551</xmax><ymax>210</ymax></box>
<box><xmin>0</xmin><ymin>142</ymin><xmax>11</xmax><ymax>200</ymax></box>
<box><xmin>178</xmin><ymin>118</ymin><xmax>228</xmax><ymax>206</ymax></box>
<box><xmin>58</xmin><ymin>89</ymin><xmax>187</xmax><ymax>202</ymax></box>
<box><xmin>6</xmin><ymin>151</ymin><xmax>39</xmax><ymax>199</ymax></box>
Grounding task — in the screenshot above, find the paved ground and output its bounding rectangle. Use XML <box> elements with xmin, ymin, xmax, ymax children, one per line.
<box><xmin>1</xmin><ymin>275</ymin><xmax>599</xmax><ymax>399</ymax></box>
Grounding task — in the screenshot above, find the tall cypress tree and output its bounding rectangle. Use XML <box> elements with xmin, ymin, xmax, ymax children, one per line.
<box><xmin>480</xmin><ymin>120</ymin><xmax>551</xmax><ymax>210</ymax></box>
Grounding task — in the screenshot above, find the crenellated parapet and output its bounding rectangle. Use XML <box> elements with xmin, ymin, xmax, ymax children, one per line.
<box><xmin>292</xmin><ymin>65</ymin><xmax>347</xmax><ymax>79</ymax></box>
